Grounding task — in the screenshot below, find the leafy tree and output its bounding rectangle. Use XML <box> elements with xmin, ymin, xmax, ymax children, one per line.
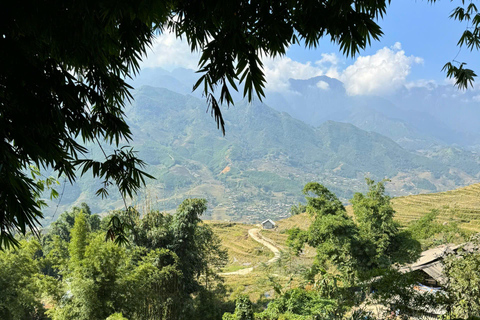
<box><xmin>223</xmin><ymin>295</ymin><xmax>255</xmax><ymax>320</ymax></box>
<box><xmin>0</xmin><ymin>240</ymin><xmax>46</xmax><ymax>320</ymax></box>
<box><xmin>125</xmin><ymin>248</ymin><xmax>184</xmax><ymax>320</ymax></box>
<box><xmin>351</xmin><ymin>179</ymin><xmax>398</xmax><ymax>269</ymax></box>
<box><xmin>442</xmin><ymin>240</ymin><xmax>480</xmax><ymax>319</ymax></box>
<box><xmin>288</xmin><ymin>182</ymin><xmax>358</xmax><ymax>279</ymax></box>
<box><xmin>47</xmin><ymin>203</ymin><xmax>99</xmax><ymax>243</ymax></box>
<box><xmin>52</xmin><ymin>233</ymin><xmax>130</xmax><ymax>320</ymax></box>
<box><xmin>406</xmin><ymin>209</ymin><xmax>468</xmax><ymax>250</ymax></box>
<box><xmin>0</xmin><ymin>0</ymin><xmax>399</xmax><ymax>248</ymax></box>
<box><xmin>132</xmin><ymin>210</ymin><xmax>173</xmax><ymax>250</ymax></box>
<box><xmin>170</xmin><ymin>198</ymin><xmax>228</xmax><ymax>294</ymax></box>
<box><xmin>68</xmin><ymin>211</ymin><xmax>89</xmax><ymax>267</ymax></box>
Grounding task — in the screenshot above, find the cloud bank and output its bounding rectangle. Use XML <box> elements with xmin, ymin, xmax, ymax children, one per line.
<box><xmin>141</xmin><ymin>34</ymin><xmax>426</xmax><ymax>96</ymax></box>
<box><xmin>341</xmin><ymin>43</ymin><xmax>423</xmax><ymax>95</ymax></box>
<box><xmin>141</xmin><ymin>33</ymin><xmax>200</xmax><ymax>70</ymax></box>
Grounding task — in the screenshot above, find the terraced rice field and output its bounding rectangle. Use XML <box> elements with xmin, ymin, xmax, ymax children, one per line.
<box><xmin>391</xmin><ymin>183</ymin><xmax>480</xmax><ymax>231</ymax></box>
<box><xmin>204</xmin><ymin>221</ymin><xmax>274</xmax><ymax>273</ymax></box>
<box><xmin>274</xmin><ymin>183</ymin><xmax>480</xmax><ymax>233</ymax></box>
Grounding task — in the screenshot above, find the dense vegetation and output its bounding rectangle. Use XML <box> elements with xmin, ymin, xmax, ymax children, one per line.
<box><xmin>3</xmin><ymin>181</ymin><xmax>479</xmax><ymax>320</ymax></box>
<box><xmin>0</xmin><ymin>200</ymin><xmax>230</xmax><ymax>320</ymax></box>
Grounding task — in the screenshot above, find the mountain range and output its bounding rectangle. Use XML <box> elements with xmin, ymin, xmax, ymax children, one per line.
<box><xmin>41</xmin><ymin>72</ymin><xmax>480</xmax><ymax>224</ymax></box>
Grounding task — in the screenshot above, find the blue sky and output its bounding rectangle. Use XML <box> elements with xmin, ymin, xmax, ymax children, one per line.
<box><xmin>140</xmin><ymin>1</ymin><xmax>478</xmax><ymax>96</ymax></box>
<box><xmin>287</xmin><ymin>0</ymin><xmax>477</xmax><ymax>83</ymax></box>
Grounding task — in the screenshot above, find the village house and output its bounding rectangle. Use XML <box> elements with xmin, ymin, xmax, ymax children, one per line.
<box><xmin>261</xmin><ymin>219</ymin><xmax>276</xmax><ymax>230</ymax></box>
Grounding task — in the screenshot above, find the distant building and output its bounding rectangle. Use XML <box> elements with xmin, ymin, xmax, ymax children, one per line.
<box><xmin>261</xmin><ymin>219</ymin><xmax>276</xmax><ymax>230</ymax></box>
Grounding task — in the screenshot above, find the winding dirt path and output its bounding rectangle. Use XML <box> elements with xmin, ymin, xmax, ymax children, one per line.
<box><xmin>220</xmin><ymin>228</ymin><xmax>281</xmax><ymax>276</ymax></box>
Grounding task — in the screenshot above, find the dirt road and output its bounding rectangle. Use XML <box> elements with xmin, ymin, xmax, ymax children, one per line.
<box><xmin>220</xmin><ymin>228</ymin><xmax>281</xmax><ymax>276</ymax></box>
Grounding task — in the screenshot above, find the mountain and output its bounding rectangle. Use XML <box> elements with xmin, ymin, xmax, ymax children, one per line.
<box><xmin>42</xmin><ymin>86</ymin><xmax>480</xmax><ymax>225</ymax></box>
<box><xmin>131</xmin><ymin>68</ymin><xmax>480</xmax><ymax>151</ymax></box>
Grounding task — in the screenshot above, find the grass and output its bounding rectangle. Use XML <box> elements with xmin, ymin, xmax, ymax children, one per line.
<box><xmin>284</xmin><ymin>183</ymin><xmax>480</xmax><ymax>232</ymax></box>
<box><xmin>205</xmin><ymin>221</ymin><xmax>274</xmax><ymax>271</ymax></box>
<box><xmin>206</xmin><ymin>221</ymin><xmax>316</xmax><ymax>302</ymax></box>
<box><xmin>390</xmin><ymin>183</ymin><xmax>480</xmax><ymax>231</ymax></box>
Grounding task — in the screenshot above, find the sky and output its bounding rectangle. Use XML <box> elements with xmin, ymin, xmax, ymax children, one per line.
<box><xmin>139</xmin><ymin>0</ymin><xmax>478</xmax><ymax>97</ymax></box>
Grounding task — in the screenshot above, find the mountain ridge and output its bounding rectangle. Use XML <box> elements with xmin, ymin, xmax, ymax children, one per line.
<box><xmin>41</xmin><ymin>85</ymin><xmax>480</xmax><ymax>225</ymax></box>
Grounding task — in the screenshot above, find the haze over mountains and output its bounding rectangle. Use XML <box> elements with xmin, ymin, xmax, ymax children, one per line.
<box><xmin>42</xmin><ymin>68</ymin><xmax>480</xmax><ymax>224</ymax></box>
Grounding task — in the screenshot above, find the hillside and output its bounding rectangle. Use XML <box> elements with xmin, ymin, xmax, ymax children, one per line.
<box><xmin>392</xmin><ymin>183</ymin><xmax>480</xmax><ymax>232</ymax></box>
<box><xmin>42</xmin><ymin>86</ymin><xmax>480</xmax><ymax>225</ymax></box>
<box><xmin>275</xmin><ymin>182</ymin><xmax>480</xmax><ymax>233</ymax></box>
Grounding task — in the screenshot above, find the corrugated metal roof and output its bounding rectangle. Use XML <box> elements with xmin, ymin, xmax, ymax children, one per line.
<box><xmin>398</xmin><ymin>242</ymin><xmax>476</xmax><ymax>284</ymax></box>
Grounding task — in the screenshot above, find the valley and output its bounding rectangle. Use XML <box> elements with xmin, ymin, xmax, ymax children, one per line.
<box><xmin>40</xmin><ymin>81</ymin><xmax>480</xmax><ymax>226</ymax></box>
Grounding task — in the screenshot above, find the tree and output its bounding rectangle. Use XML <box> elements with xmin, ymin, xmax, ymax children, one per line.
<box><xmin>222</xmin><ymin>295</ymin><xmax>255</xmax><ymax>320</ymax></box>
<box><xmin>47</xmin><ymin>203</ymin><xmax>98</xmax><ymax>243</ymax></box>
<box><xmin>442</xmin><ymin>240</ymin><xmax>480</xmax><ymax>319</ymax></box>
<box><xmin>53</xmin><ymin>233</ymin><xmax>130</xmax><ymax>320</ymax></box>
<box><xmin>0</xmin><ymin>0</ymin><xmax>393</xmax><ymax>247</ymax></box>
<box><xmin>351</xmin><ymin>179</ymin><xmax>398</xmax><ymax>269</ymax></box>
<box><xmin>68</xmin><ymin>212</ymin><xmax>89</xmax><ymax>267</ymax></box>
<box><xmin>169</xmin><ymin>198</ymin><xmax>228</xmax><ymax>294</ymax></box>
<box><xmin>0</xmin><ymin>240</ymin><xmax>46</xmax><ymax>320</ymax></box>
<box><xmin>125</xmin><ymin>248</ymin><xmax>184</xmax><ymax>320</ymax></box>
<box><xmin>287</xmin><ymin>182</ymin><xmax>358</xmax><ymax>279</ymax></box>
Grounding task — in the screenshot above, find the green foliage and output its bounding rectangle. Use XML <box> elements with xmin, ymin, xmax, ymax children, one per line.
<box><xmin>51</xmin><ymin>233</ymin><xmax>130</xmax><ymax>320</ymax></box>
<box><xmin>0</xmin><ymin>240</ymin><xmax>46</xmax><ymax>320</ymax></box>
<box><xmin>369</xmin><ymin>268</ymin><xmax>439</xmax><ymax>317</ymax></box>
<box><xmin>223</xmin><ymin>295</ymin><xmax>255</xmax><ymax>320</ymax></box>
<box><xmin>290</xmin><ymin>203</ymin><xmax>306</xmax><ymax>216</ymax></box>
<box><xmin>407</xmin><ymin>209</ymin><xmax>468</xmax><ymax>249</ymax></box>
<box><xmin>433</xmin><ymin>0</ymin><xmax>480</xmax><ymax>89</ymax></box>
<box><xmin>255</xmin><ymin>288</ymin><xmax>337</xmax><ymax>320</ymax></box>
<box><xmin>351</xmin><ymin>179</ymin><xmax>399</xmax><ymax>268</ymax></box>
<box><xmin>302</xmin><ymin>182</ymin><xmax>346</xmax><ymax>216</ymax></box>
<box><xmin>288</xmin><ymin>182</ymin><xmax>358</xmax><ymax>278</ymax></box>
<box><xmin>287</xmin><ymin>181</ymin><xmax>426</xmax><ymax>317</ymax></box>
<box><xmin>68</xmin><ymin>211</ymin><xmax>89</xmax><ymax>266</ymax></box>
<box><xmin>27</xmin><ymin>198</ymin><xmax>228</xmax><ymax>320</ymax></box>
<box><xmin>125</xmin><ymin>248</ymin><xmax>184</xmax><ymax>320</ymax></box>
<box><xmin>47</xmin><ymin>203</ymin><xmax>99</xmax><ymax>243</ymax></box>
<box><xmin>442</xmin><ymin>240</ymin><xmax>480</xmax><ymax>319</ymax></box>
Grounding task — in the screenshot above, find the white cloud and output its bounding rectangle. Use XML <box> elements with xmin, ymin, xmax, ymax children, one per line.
<box><xmin>139</xmin><ymin>36</ymin><xmax>428</xmax><ymax>97</ymax></box>
<box><xmin>140</xmin><ymin>33</ymin><xmax>200</xmax><ymax>70</ymax></box>
<box><xmin>341</xmin><ymin>43</ymin><xmax>424</xmax><ymax>96</ymax></box>
<box><xmin>405</xmin><ymin>79</ymin><xmax>437</xmax><ymax>90</ymax></box>
<box><xmin>315</xmin><ymin>53</ymin><xmax>340</xmax><ymax>66</ymax></box>
<box><xmin>262</xmin><ymin>56</ymin><xmax>324</xmax><ymax>92</ymax></box>
<box><xmin>473</xmin><ymin>95</ymin><xmax>480</xmax><ymax>102</ymax></box>
<box><xmin>261</xmin><ymin>52</ymin><xmax>343</xmax><ymax>92</ymax></box>
<box><xmin>392</xmin><ymin>42</ymin><xmax>402</xmax><ymax>50</ymax></box>
<box><xmin>316</xmin><ymin>80</ymin><xmax>330</xmax><ymax>90</ymax></box>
